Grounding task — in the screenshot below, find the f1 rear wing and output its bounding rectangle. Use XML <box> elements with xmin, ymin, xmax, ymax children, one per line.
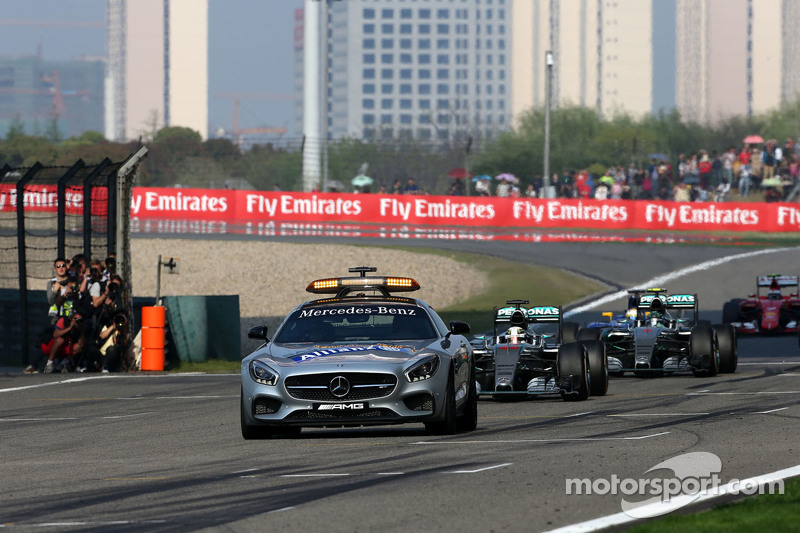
<box><xmin>495</xmin><ymin>305</ymin><xmax>561</xmax><ymax>323</ymax></box>
<box><xmin>639</xmin><ymin>293</ymin><xmax>698</xmax><ymax>310</ymax></box>
<box><xmin>757</xmin><ymin>275</ymin><xmax>799</xmax><ymax>288</ymax></box>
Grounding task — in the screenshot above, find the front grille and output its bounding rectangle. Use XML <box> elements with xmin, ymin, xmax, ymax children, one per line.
<box><xmin>286</xmin><ymin>408</ymin><xmax>399</xmax><ymax>420</ymax></box>
<box><xmin>285</xmin><ymin>373</ymin><xmax>397</xmax><ymax>401</ymax></box>
<box><xmin>254</xmin><ymin>397</ymin><xmax>281</xmax><ymax>414</ymax></box>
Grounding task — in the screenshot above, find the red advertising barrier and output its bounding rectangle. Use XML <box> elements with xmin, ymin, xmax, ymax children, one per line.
<box><xmin>5</xmin><ymin>185</ymin><xmax>800</xmax><ymax>232</ymax></box>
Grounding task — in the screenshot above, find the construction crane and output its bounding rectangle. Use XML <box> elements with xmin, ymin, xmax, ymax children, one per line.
<box><xmin>0</xmin><ymin>69</ymin><xmax>89</xmax><ymax>118</ymax></box>
<box><xmin>213</xmin><ymin>92</ymin><xmax>292</xmax><ymax>148</ymax></box>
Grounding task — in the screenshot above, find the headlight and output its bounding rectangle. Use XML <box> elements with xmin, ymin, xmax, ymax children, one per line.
<box><xmin>404</xmin><ymin>355</ymin><xmax>440</xmax><ymax>383</ymax></box>
<box><xmin>249</xmin><ymin>360</ymin><xmax>278</xmax><ymax>386</ymax></box>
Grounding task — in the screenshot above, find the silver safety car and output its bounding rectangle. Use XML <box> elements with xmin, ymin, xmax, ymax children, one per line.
<box><xmin>240</xmin><ymin>266</ymin><xmax>477</xmax><ymax>438</ymax></box>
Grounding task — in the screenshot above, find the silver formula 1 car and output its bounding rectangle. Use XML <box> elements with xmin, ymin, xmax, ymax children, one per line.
<box><xmin>240</xmin><ymin>266</ymin><xmax>476</xmax><ymax>439</ymax></box>
<box><xmin>469</xmin><ymin>300</ymin><xmax>607</xmax><ymax>401</ymax></box>
<box><xmin>579</xmin><ymin>288</ymin><xmax>737</xmax><ymax>377</ymax></box>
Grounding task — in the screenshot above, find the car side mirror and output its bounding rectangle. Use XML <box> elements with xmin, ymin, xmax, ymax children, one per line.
<box><xmin>449</xmin><ymin>320</ymin><xmax>470</xmax><ymax>336</ymax></box>
<box><xmin>248</xmin><ymin>325</ymin><xmax>269</xmax><ymax>341</ymax></box>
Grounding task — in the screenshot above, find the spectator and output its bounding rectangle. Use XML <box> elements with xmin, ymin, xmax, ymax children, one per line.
<box><xmin>524</xmin><ymin>184</ymin><xmax>536</xmax><ymax>197</ymax></box>
<box><xmin>673</xmin><ymin>182</ymin><xmax>691</xmax><ymax>202</ymax></box>
<box><xmin>739</xmin><ymin>164</ymin><xmax>752</xmax><ymax>198</ymax></box>
<box><xmin>594</xmin><ymin>183</ymin><xmax>609</xmax><ymax>200</ymax></box>
<box><xmin>404</xmin><ymin>177</ymin><xmax>419</xmax><ymax>195</ymax></box>
<box><xmin>41</xmin><ymin>309</ymin><xmax>86</xmax><ymax>373</ymax></box>
<box><xmin>45</xmin><ymin>257</ymin><xmax>70</xmax><ymax>324</ymax></box>
<box><xmin>722</xmin><ymin>147</ymin><xmax>735</xmax><ymax>186</ymax></box>
<box><xmin>391</xmin><ymin>179</ymin><xmax>403</xmax><ymax>194</ymax></box>
<box><xmin>532</xmin><ymin>174</ymin><xmax>543</xmax><ymax>197</ymax></box>
<box><xmin>698</xmin><ymin>152</ymin><xmax>712</xmax><ymax>191</ymax></box>
<box><xmin>762</xmin><ymin>143</ymin><xmax>776</xmax><ymax>180</ymax></box>
<box><xmin>750</xmin><ymin>146</ymin><xmax>762</xmax><ymax>185</ymax></box>
<box><xmin>495</xmin><ymin>180</ymin><xmax>510</xmax><ymax>197</ymax></box>
<box><xmin>475</xmin><ymin>177</ymin><xmax>490</xmax><ymax>196</ymax></box>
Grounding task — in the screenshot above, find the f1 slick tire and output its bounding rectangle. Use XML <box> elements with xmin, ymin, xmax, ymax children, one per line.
<box><xmin>577</xmin><ymin>328</ymin><xmax>602</xmax><ymax>342</ymax></box>
<box><xmin>557</xmin><ymin>342</ymin><xmax>590</xmax><ymax>401</ymax></box>
<box><xmin>722</xmin><ymin>299</ymin><xmax>743</xmax><ymax>324</ymax></box>
<box><xmin>582</xmin><ymin>340</ymin><xmax>608</xmax><ymax>396</ymax></box>
<box><xmin>561</xmin><ymin>322</ymin><xmax>580</xmax><ymax>344</ymax></box>
<box><xmin>691</xmin><ymin>325</ymin><xmax>718</xmax><ymax>377</ymax></box>
<box><xmin>714</xmin><ymin>323</ymin><xmax>738</xmax><ymax>373</ymax></box>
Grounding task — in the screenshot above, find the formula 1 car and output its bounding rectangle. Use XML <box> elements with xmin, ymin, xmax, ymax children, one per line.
<box><xmin>722</xmin><ymin>274</ymin><xmax>800</xmax><ymax>335</ymax></box>
<box><xmin>469</xmin><ymin>300</ymin><xmax>607</xmax><ymax>401</ymax></box>
<box><xmin>241</xmin><ymin>266</ymin><xmax>477</xmax><ymax>439</ymax></box>
<box><xmin>579</xmin><ymin>288</ymin><xmax>737</xmax><ymax>377</ymax></box>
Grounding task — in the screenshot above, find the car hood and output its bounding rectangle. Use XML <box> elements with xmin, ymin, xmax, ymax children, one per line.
<box><xmin>255</xmin><ymin>341</ymin><xmax>433</xmax><ymax>367</ymax></box>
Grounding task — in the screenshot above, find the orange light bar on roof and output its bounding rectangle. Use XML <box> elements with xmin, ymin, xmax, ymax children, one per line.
<box><xmin>306</xmin><ymin>276</ymin><xmax>420</xmax><ymax>294</ymax></box>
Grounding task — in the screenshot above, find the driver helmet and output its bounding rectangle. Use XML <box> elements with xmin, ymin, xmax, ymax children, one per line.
<box><xmin>506</xmin><ymin>326</ymin><xmax>526</xmax><ymax>345</ymax></box>
<box><xmin>649</xmin><ymin>311</ymin><xmax>662</xmax><ymax>326</ymax></box>
<box><xmin>625</xmin><ymin>308</ymin><xmax>638</xmax><ymax>321</ymax></box>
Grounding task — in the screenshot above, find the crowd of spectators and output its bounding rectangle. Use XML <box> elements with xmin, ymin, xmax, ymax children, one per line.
<box><xmin>24</xmin><ymin>253</ymin><xmax>131</xmax><ymax>374</ymax></box>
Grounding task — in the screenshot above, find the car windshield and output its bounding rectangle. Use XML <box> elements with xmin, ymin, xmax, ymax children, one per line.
<box><xmin>273</xmin><ymin>303</ymin><xmax>438</xmax><ymax>343</ymax></box>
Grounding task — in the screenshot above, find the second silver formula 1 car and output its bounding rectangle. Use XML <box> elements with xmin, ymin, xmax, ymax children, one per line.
<box><xmin>580</xmin><ymin>288</ymin><xmax>737</xmax><ymax>377</ymax></box>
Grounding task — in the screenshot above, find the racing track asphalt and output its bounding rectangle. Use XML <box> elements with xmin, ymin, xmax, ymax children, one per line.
<box><xmin>1</xmin><ymin>237</ymin><xmax>798</xmax><ymax>532</ymax></box>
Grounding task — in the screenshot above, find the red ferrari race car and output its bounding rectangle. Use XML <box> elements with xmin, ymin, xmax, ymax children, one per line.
<box><xmin>722</xmin><ymin>274</ymin><xmax>800</xmax><ymax>334</ymax></box>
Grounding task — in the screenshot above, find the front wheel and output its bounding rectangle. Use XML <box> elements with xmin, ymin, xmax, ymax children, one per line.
<box><xmin>583</xmin><ymin>340</ymin><xmax>608</xmax><ymax>396</ymax></box>
<box><xmin>426</xmin><ymin>371</ymin><xmax>457</xmax><ymax>435</ymax></box>
<box><xmin>241</xmin><ymin>388</ymin><xmax>274</xmax><ymax>440</ymax></box>
<box><xmin>557</xmin><ymin>342</ymin><xmax>589</xmax><ymax>401</ymax></box>
<box><xmin>714</xmin><ymin>324</ymin><xmax>738</xmax><ymax>373</ymax></box>
<box><xmin>456</xmin><ymin>365</ymin><xmax>478</xmax><ymax>432</ymax></box>
<box><xmin>691</xmin><ymin>325</ymin><xmax>718</xmax><ymax>377</ymax></box>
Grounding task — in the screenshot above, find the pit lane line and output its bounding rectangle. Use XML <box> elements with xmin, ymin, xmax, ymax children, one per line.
<box><xmin>563</xmin><ymin>246</ymin><xmax>798</xmax><ymax>316</ymax></box>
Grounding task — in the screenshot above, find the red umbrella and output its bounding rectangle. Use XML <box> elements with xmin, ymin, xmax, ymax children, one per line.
<box><xmin>447</xmin><ymin>167</ymin><xmax>473</xmax><ymax>179</ymax></box>
<box><xmin>743</xmin><ymin>135</ymin><xmax>764</xmax><ymax>144</ymax></box>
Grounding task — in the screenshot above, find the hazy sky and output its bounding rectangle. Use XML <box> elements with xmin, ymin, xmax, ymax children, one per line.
<box><xmin>0</xmin><ymin>0</ymin><xmax>303</xmax><ymax>137</ymax></box>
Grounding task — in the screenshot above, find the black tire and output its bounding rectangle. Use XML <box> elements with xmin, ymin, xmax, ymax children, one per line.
<box><xmin>426</xmin><ymin>370</ymin><xmax>457</xmax><ymax>435</ymax></box>
<box><xmin>456</xmin><ymin>364</ymin><xmax>478</xmax><ymax>432</ymax></box>
<box><xmin>577</xmin><ymin>328</ymin><xmax>602</xmax><ymax>342</ymax></box>
<box><xmin>583</xmin><ymin>340</ymin><xmax>608</xmax><ymax>396</ymax></box>
<box><xmin>561</xmin><ymin>322</ymin><xmax>580</xmax><ymax>344</ymax></box>
<box><xmin>691</xmin><ymin>325</ymin><xmax>718</xmax><ymax>377</ymax></box>
<box><xmin>241</xmin><ymin>389</ymin><xmax>274</xmax><ymax>440</ymax></box>
<box><xmin>557</xmin><ymin>342</ymin><xmax>589</xmax><ymax>401</ymax></box>
<box><xmin>722</xmin><ymin>299</ymin><xmax>743</xmax><ymax>324</ymax></box>
<box><xmin>714</xmin><ymin>324</ymin><xmax>738</xmax><ymax>373</ymax></box>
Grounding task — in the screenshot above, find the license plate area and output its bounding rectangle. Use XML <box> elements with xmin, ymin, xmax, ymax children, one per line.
<box><xmin>314</xmin><ymin>402</ymin><xmax>368</xmax><ymax>411</ymax></box>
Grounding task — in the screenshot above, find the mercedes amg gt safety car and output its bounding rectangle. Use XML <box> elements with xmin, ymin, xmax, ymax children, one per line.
<box><xmin>722</xmin><ymin>274</ymin><xmax>800</xmax><ymax>335</ymax></box>
<box><xmin>240</xmin><ymin>267</ymin><xmax>477</xmax><ymax>439</ymax></box>
<box><xmin>469</xmin><ymin>300</ymin><xmax>607</xmax><ymax>401</ymax></box>
<box><xmin>580</xmin><ymin>288</ymin><xmax>737</xmax><ymax>377</ymax></box>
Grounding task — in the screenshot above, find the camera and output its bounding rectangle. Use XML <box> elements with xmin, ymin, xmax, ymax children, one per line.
<box><xmin>107</xmin><ymin>281</ymin><xmax>120</xmax><ymax>294</ymax></box>
<box><xmin>58</xmin><ymin>279</ymin><xmax>68</xmax><ymax>286</ymax></box>
<box><xmin>113</xmin><ymin>312</ymin><xmax>128</xmax><ymax>328</ymax></box>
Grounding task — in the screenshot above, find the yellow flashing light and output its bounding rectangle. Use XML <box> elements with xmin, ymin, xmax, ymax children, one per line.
<box><xmin>306</xmin><ymin>276</ymin><xmax>420</xmax><ymax>294</ymax></box>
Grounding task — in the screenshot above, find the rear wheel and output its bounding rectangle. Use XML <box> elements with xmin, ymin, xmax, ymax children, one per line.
<box><xmin>557</xmin><ymin>342</ymin><xmax>589</xmax><ymax>401</ymax></box>
<box><xmin>714</xmin><ymin>324</ymin><xmax>738</xmax><ymax>373</ymax></box>
<box><xmin>426</xmin><ymin>371</ymin><xmax>457</xmax><ymax>435</ymax></box>
<box><xmin>561</xmin><ymin>322</ymin><xmax>580</xmax><ymax>344</ymax></box>
<box><xmin>722</xmin><ymin>299</ymin><xmax>743</xmax><ymax>324</ymax></box>
<box><xmin>577</xmin><ymin>328</ymin><xmax>601</xmax><ymax>342</ymax></box>
<box><xmin>691</xmin><ymin>325</ymin><xmax>718</xmax><ymax>377</ymax></box>
<box><xmin>241</xmin><ymin>388</ymin><xmax>274</xmax><ymax>440</ymax></box>
<box><xmin>583</xmin><ymin>340</ymin><xmax>608</xmax><ymax>396</ymax></box>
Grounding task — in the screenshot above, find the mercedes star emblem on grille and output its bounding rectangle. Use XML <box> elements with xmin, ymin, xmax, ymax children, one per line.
<box><xmin>329</xmin><ymin>376</ymin><xmax>351</xmax><ymax>398</ymax></box>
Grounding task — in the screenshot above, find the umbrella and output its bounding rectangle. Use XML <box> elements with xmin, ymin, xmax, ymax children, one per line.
<box><xmin>351</xmin><ymin>174</ymin><xmax>374</xmax><ymax>187</ymax></box>
<box><xmin>743</xmin><ymin>135</ymin><xmax>764</xmax><ymax>144</ymax></box>
<box><xmin>598</xmin><ymin>175</ymin><xmax>614</xmax><ymax>186</ymax></box>
<box><xmin>447</xmin><ymin>167</ymin><xmax>473</xmax><ymax>179</ymax></box>
<box><xmin>648</xmin><ymin>153</ymin><xmax>669</xmax><ymax>162</ymax></box>
<box><xmin>472</xmin><ymin>174</ymin><xmax>492</xmax><ymax>183</ymax></box>
<box><xmin>495</xmin><ymin>173</ymin><xmax>518</xmax><ymax>183</ymax></box>
<box><xmin>325</xmin><ymin>179</ymin><xmax>345</xmax><ymax>191</ymax></box>
<box><xmin>761</xmin><ymin>177</ymin><xmax>783</xmax><ymax>188</ymax></box>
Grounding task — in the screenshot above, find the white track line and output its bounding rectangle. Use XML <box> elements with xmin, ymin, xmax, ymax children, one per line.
<box><xmin>412</xmin><ymin>431</ymin><xmax>669</xmax><ymax>444</ymax></box>
<box><xmin>543</xmin><ymin>463</ymin><xmax>800</xmax><ymax>533</ymax></box>
<box><xmin>446</xmin><ymin>463</ymin><xmax>513</xmax><ymax>474</ymax></box>
<box><xmin>564</xmin><ymin>247</ymin><xmax>798</xmax><ymax>316</ymax></box>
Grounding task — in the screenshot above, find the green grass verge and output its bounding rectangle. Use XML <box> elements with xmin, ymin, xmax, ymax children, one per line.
<box><xmin>626</xmin><ymin>476</ymin><xmax>800</xmax><ymax>532</ymax></box>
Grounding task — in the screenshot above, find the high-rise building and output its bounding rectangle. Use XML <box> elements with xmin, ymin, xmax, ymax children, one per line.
<box><xmin>310</xmin><ymin>0</ymin><xmax>513</xmax><ymax>144</ymax></box>
<box><xmin>676</xmin><ymin>0</ymin><xmax>800</xmax><ymax>124</ymax></box>
<box><xmin>106</xmin><ymin>0</ymin><xmax>208</xmax><ymax>141</ymax></box>
<box><xmin>511</xmin><ymin>0</ymin><xmax>653</xmax><ymax>123</ymax></box>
